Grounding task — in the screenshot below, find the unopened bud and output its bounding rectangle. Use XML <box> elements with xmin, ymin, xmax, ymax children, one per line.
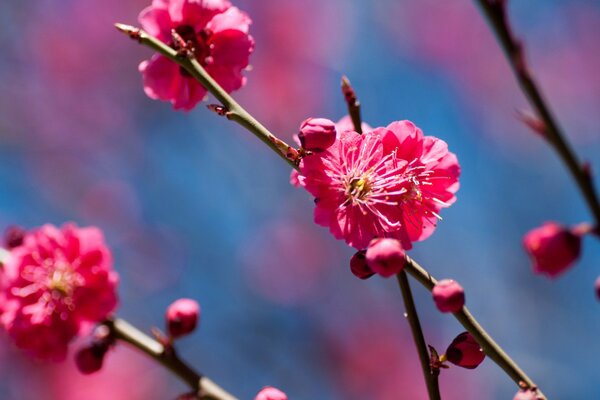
<box><xmin>75</xmin><ymin>342</ymin><xmax>109</xmax><ymax>375</ymax></box>
<box><xmin>350</xmin><ymin>250</ymin><xmax>374</xmax><ymax>280</ymax></box>
<box><xmin>298</xmin><ymin>118</ymin><xmax>337</xmax><ymax>152</ymax></box>
<box><xmin>365</xmin><ymin>238</ymin><xmax>405</xmax><ymax>277</ymax></box>
<box><xmin>4</xmin><ymin>225</ymin><xmax>26</xmax><ymax>249</ymax></box>
<box><xmin>255</xmin><ymin>386</ymin><xmax>288</xmax><ymax>400</ymax></box>
<box><xmin>445</xmin><ymin>332</ymin><xmax>485</xmax><ymax>369</ymax></box>
<box><xmin>432</xmin><ymin>279</ymin><xmax>465</xmax><ymax>313</ymax></box>
<box><xmin>166</xmin><ymin>298</ymin><xmax>200</xmax><ymax>339</ymax></box>
<box><xmin>523</xmin><ymin>222</ymin><xmax>582</xmax><ymax>278</ymax></box>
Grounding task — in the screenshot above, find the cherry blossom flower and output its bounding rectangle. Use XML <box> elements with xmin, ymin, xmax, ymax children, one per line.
<box><xmin>0</xmin><ymin>223</ymin><xmax>118</xmax><ymax>360</ymax></box>
<box><xmin>138</xmin><ymin>0</ymin><xmax>254</xmax><ymax>111</ymax></box>
<box><xmin>299</xmin><ymin>120</ymin><xmax>460</xmax><ymax>249</ymax></box>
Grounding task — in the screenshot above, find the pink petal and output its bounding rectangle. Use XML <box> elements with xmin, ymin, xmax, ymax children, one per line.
<box><xmin>138</xmin><ymin>5</ymin><xmax>172</xmax><ymax>42</ymax></box>
<box><xmin>207</xmin><ymin>7</ymin><xmax>251</xmax><ymax>34</ymax></box>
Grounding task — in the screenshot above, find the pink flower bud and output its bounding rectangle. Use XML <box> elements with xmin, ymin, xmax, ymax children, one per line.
<box><xmin>513</xmin><ymin>389</ymin><xmax>539</xmax><ymax>400</ymax></box>
<box><xmin>432</xmin><ymin>279</ymin><xmax>465</xmax><ymax>313</ymax></box>
<box><xmin>255</xmin><ymin>386</ymin><xmax>288</xmax><ymax>400</ymax></box>
<box><xmin>365</xmin><ymin>238</ymin><xmax>406</xmax><ymax>277</ymax></box>
<box><xmin>298</xmin><ymin>118</ymin><xmax>337</xmax><ymax>152</ymax></box>
<box><xmin>445</xmin><ymin>332</ymin><xmax>485</xmax><ymax>369</ymax></box>
<box><xmin>595</xmin><ymin>276</ymin><xmax>600</xmax><ymax>301</ymax></box>
<box><xmin>75</xmin><ymin>342</ymin><xmax>109</xmax><ymax>375</ymax></box>
<box><xmin>350</xmin><ymin>250</ymin><xmax>374</xmax><ymax>280</ymax></box>
<box><xmin>3</xmin><ymin>225</ymin><xmax>25</xmax><ymax>249</ymax></box>
<box><xmin>166</xmin><ymin>298</ymin><xmax>200</xmax><ymax>339</ymax></box>
<box><xmin>523</xmin><ymin>222</ymin><xmax>582</xmax><ymax>278</ymax></box>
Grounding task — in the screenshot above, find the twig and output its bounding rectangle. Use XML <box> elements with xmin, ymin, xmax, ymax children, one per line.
<box><xmin>475</xmin><ymin>0</ymin><xmax>600</xmax><ymax>228</ymax></box>
<box><xmin>104</xmin><ymin>318</ymin><xmax>237</xmax><ymax>400</ymax></box>
<box><xmin>341</xmin><ymin>76</ymin><xmax>363</xmax><ymax>134</ymax></box>
<box><xmin>403</xmin><ymin>256</ymin><xmax>546</xmax><ymax>400</ymax></box>
<box><xmin>396</xmin><ymin>271</ymin><xmax>441</xmax><ymax>400</ymax></box>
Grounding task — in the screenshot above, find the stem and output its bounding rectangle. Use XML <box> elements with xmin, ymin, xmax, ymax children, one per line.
<box><xmin>103</xmin><ymin>318</ymin><xmax>237</xmax><ymax>400</ymax></box>
<box><xmin>403</xmin><ymin>256</ymin><xmax>546</xmax><ymax>400</ymax></box>
<box><xmin>475</xmin><ymin>0</ymin><xmax>600</xmax><ymax>228</ymax></box>
<box><xmin>114</xmin><ymin>24</ymin><xmax>299</xmax><ymax>171</ymax></box>
<box><xmin>341</xmin><ymin>76</ymin><xmax>363</xmax><ymax>134</ymax></box>
<box><xmin>396</xmin><ymin>271</ymin><xmax>441</xmax><ymax>400</ymax></box>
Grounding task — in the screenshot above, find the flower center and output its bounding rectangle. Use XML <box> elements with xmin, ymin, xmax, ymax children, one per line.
<box><xmin>173</xmin><ymin>25</ymin><xmax>213</xmax><ymax>76</ymax></box>
<box><xmin>347</xmin><ymin>176</ymin><xmax>372</xmax><ymax>201</ymax></box>
<box><xmin>47</xmin><ymin>262</ymin><xmax>79</xmax><ymax>297</ymax></box>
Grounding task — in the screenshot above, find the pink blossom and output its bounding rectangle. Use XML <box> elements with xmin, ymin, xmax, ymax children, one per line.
<box><xmin>299</xmin><ymin>120</ymin><xmax>460</xmax><ymax>249</ymax></box>
<box><xmin>138</xmin><ymin>0</ymin><xmax>254</xmax><ymax>111</ymax></box>
<box><xmin>513</xmin><ymin>389</ymin><xmax>540</xmax><ymax>400</ymax></box>
<box><xmin>0</xmin><ymin>223</ymin><xmax>118</xmax><ymax>361</ymax></box>
<box><xmin>255</xmin><ymin>386</ymin><xmax>288</xmax><ymax>400</ymax></box>
<box><xmin>523</xmin><ymin>222</ymin><xmax>582</xmax><ymax>278</ymax></box>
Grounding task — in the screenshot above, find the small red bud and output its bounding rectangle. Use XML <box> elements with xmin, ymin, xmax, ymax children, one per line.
<box><xmin>4</xmin><ymin>225</ymin><xmax>26</xmax><ymax>249</ymax></box>
<box><xmin>432</xmin><ymin>279</ymin><xmax>465</xmax><ymax>313</ymax></box>
<box><xmin>166</xmin><ymin>298</ymin><xmax>200</xmax><ymax>339</ymax></box>
<box><xmin>350</xmin><ymin>250</ymin><xmax>374</xmax><ymax>280</ymax></box>
<box><xmin>75</xmin><ymin>342</ymin><xmax>109</xmax><ymax>375</ymax></box>
<box><xmin>523</xmin><ymin>222</ymin><xmax>582</xmax><ymax>278</ymax></box>
<box><xmin>445</xmin><ymin>332</ymin><xmax>485</xmax><ymax>369</ymax></box>
<box><xmin>298</xmin><ymin>118</ymin><xmax>337</xmax><ymax>152</ymax></box>
<box><xmin>365</xmin><ymin>238</ymin><xmax>406</xmax><ymax>277</ymax></box>
<box><xmin>255</xmin><ymin>386</ymin><xmax>288</xmax><ymax>400</ymax></box>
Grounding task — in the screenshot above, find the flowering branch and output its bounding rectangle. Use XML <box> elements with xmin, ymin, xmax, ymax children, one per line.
<box><xmin>403</xmin><ymin>256</ymin><xmax>546</xmax><ymax>399</ymax></box>
<box><xmin>116</xmin><ymin>23</ymin><xmax>544</xmax><ymax>398</ymax></box>
<box><xmin>103</xmin><ymin>318</ymin><xmax>237</xmax><ymax>400</ymax></box>
<box><xmin>475</xmin><ymin>0</ymin><xmax>600</xmax><ymax>229</ymax></box>
<box><xmin>114</xmin><ymin>24</ymin><xmax>299</xmax><ymax>170</ymax></box>
<box><xmin>396</xmin><ymin>271</ymin><xmax>441</xmax><ymax>400</ymax></box>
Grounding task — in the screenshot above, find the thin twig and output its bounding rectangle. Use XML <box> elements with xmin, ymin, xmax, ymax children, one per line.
<box><xmin>403</xmin><ymin>256</ymin><xmax>546</xmax><ymax>400</ymax></box>
<box><xmin>475</xmin><ymin>0</ymin><xmax>600</xmax><ymax>228</ymax></box>
<box><xmin>341</xmin><ymin>76</ymin><xmax>363</xmax><ymax>134</ymax></box>
<box><xmin>396</xmin><ymin>271</ymin><xmax>441</xmax><ymax>400</ymax></box>
<box><xmin>104</xmin><ymin>318</ymin><xmax>237</xmax><ymax>400</ymax></box>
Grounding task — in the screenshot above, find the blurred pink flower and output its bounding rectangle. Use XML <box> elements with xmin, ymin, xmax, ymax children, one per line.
<box><xmin>1</xmin><ymin>223</ymin><xmax>118</xmax><ymax>361</ymax></box>
<box><xmin>138</xmin><ymin>0</ymin><xmax>254</xmax><ymax>110</ymax></box>
<box><xmin>300</xmin><ymin>121</ymin><xmax>460</xmax><ymax>249</ymax></box>
<box><xmin>255</xmin><ymin>386</ymin><xmax>288</xmax><ymax>400</ymax></box>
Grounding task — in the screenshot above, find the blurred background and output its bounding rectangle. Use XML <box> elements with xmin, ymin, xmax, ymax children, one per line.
<box><xmin>0</xmin><ymin>0</ymin><xmax>599</xmax><ymax>398</ymax></box>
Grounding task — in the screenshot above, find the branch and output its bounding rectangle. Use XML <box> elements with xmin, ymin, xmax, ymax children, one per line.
<box><xmin>114</xmin><ymin>23</ymin><xmax>299</xmax><ymax>170</ymax></box>
<box><xmin>396</xmin><ymin>271</ymin><xmax>441</xmax><ymax>400</ymax></box>
<box><xmin>475</xmin><ymin>0</ymin><xmax>600</xmax><ymax>228</ymax></box>
<box><xmin>117</xmin><ymin>23</ymin><xmax>545</xmax><ymax>398</ymax></box>
<box><xmin>403</xmin><ymin>256</ymin><xmax>546</xmax><ymax>400</ymax></box>
<box><xmin>341</xmin><ymin>76</ymin><xmax>363</xmax><ymax>134</ymax></box>
<box><xmin>104</xmin><ymin>318</ymin><xmax>237</xmax><ymax>400</ymax></box>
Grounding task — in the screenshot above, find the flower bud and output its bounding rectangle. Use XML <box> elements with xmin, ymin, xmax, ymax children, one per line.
<box><xmin>166</xmin><ymin>298</ymin><xmax>200</xmax><ymax>339</ymax></box>
<box><xmin>3</xmin><ymin>225</ymin><xmax>25</xmax><ymax>249</ymax></box>
<box><xmin>595</xmin><ymin>276</ymin><xmax>600</xmax><ymax>301</ymax></box>
<box><xmin>298</xmin><ymin>118</ymin><xmax>337</xmax><ymax>152</ymax></box>
<box><xmin>432</xmin><ymin>279</ymin><xmax>465</xmax><ymax>313</ymax></box>
<box><xmin>513</xmin><ymin>389</ymin><xmax>539</xmax><ymax>400</ymax></box>
<box><xmin>75</xmin><ymin>342</ymin><xmax>109</xmax><ymax>375</ymax></box>
<box><xmin>350</xmin><ymin>250</ymin><xmax>374</xmax><ymax>280</ymax></box>
<box><xmin>445</xmin><ymin>332</ymin><xmax>485</xmax><ymax>369</ymax></box>
<box><xmin>255</xmin><ymin>386</ymin><xmax>288</xmax><ymax>400</ymax></box>
<box><xmin>365</xmin><ymin>238</ymin><xmax>405</xmax><ymax>277</ymax></box>
<box><xmin>523</xmin><ymin>222</ymin><xmax>582</xmax><ymax>278</ymax></box>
